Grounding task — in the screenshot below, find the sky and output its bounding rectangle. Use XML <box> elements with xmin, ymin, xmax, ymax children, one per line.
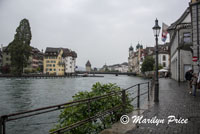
<box><xmin>0</xmin><ymin>0</ymin><xmax>190</xmax><ymax>68</ymax></box>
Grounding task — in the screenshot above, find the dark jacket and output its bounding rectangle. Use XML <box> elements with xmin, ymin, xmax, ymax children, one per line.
<box><xmin>185</xmin><ymin>71</ymin><xmax>193</xmax><ymax>81</ymax></box>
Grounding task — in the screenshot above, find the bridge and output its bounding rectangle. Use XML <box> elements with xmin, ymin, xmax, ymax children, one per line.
<box><xmin>76</xmin><ymin>71</ymin><xmax>137</xmax><ymax>76</ymax></box>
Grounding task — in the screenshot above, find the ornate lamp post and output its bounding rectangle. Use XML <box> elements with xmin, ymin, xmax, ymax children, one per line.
<box><xmin>152</xmin><ymin>18</ymin><xmax>161</xmax><ymax>102</ymax></box>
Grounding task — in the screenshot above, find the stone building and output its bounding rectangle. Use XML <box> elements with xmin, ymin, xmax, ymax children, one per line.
<box><xmin>128</xmin><ymin>46</ymin><xmax>134</xmax><ymax>72</ymax></box>
<box><xmin>168</xmin><ymin>7</ymin><xmax>192</xmax><ymax>82</ymax></box>
<box><xmin>128</xmin><ymin>43</ymin><xmax>144</xmax><ymax>74</ymax></box>
<box><xmin>86</xmin><ymin>60</ymin><xmax>92</xmax><ymax>72</ymax></box>
<box><xmin>190</xmin><ymin>0</ymin><xmax>200</xmax><ymax>74</ymax></box>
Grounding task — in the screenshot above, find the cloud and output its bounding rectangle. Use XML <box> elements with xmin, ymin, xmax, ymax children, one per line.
<box><xmin>0</xmin><ymin>0</ymin><xmax>190</xmax><ymax>67</ymax></box>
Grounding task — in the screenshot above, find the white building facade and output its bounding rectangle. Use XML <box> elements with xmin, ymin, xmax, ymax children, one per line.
<box><xmin>168</xmin><ymin>8</ymin><xmax>193</xmax><ymax>82</ymax></box>
<box><xmin>62</xmin><ymin>49</ymin><xmax>77</xmax><ymax>74</ymax></box>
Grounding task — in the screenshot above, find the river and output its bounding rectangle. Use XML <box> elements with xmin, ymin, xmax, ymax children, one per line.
<box><xmin>0</xmin><ymin>74</ymin><xmax>148</xmax><ymax>134</ymax></box>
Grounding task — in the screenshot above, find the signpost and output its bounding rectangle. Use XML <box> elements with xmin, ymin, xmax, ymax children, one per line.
<box><xmin>193</xmin><ymin>56</ymin><xmax>198</xmax><ymax>62</ymax></box>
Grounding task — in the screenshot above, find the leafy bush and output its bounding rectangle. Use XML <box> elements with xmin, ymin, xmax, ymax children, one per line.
<box><xmin>50</xmin><ymin>82</ymin><xmax>133</xmax><ymax>134</ymax></box>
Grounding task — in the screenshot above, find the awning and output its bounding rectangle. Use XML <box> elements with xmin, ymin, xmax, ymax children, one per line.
<box><xmin>158</xmin><ymin>69</ymin><xmax>168</xmax><ymax>72</ymax></box>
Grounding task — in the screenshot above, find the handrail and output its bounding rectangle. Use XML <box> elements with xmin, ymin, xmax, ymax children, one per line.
<box><xmin>0</xmin><ymin>81</ymin><xmax>151</xmax><ymax>134</ymax></box>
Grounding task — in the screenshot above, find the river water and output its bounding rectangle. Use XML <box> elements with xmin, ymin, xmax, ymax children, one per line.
<box><xmin>0</xmin><ymin>75</ymin><xmax>148</xmax><ymax>134</ymax></box>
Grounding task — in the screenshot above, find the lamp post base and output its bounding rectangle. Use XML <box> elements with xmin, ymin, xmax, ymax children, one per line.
<box><xmin>154</xmin><ymin>81</ymin><xmax>159</xmax><ymax>102</ymax></box>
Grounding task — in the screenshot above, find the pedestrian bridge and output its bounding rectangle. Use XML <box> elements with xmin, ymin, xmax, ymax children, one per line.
<box><xmin>76</xmin><ymin>71</ymin><xmax>137</xmax><ymax>76</ymax></box>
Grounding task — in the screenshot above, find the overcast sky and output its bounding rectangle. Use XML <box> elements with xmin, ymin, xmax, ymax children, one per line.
<box><xmin>0</xmin><ymin>0</ymin><xmax>190</xmax><ymax>68</ymax></box>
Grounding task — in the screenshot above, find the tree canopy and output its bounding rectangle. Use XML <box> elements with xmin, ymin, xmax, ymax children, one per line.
<box><xmin>8</xmin><ymin>18</ymin><xmax>32</xmax><ymax>75</ymax></box>
<box><xmin>141</xmin><ymin>56</ymin><xmax>155</xmax><ymax>73</ymax></box>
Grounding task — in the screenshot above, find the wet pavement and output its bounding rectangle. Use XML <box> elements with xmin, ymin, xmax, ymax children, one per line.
<box><xmin>126</xmin><ymin>78</ymin><xmax>200</xmax><ymax>134</ymax></box>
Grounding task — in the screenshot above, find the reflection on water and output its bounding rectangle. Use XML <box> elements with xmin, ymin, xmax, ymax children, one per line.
<box><xmin>0</xmin><ymin>75</ymin><xmax>147</xmax><ymax>134</ymax></box>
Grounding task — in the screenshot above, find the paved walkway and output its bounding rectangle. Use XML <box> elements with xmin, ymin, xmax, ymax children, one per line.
<box><xmin>126</xmin><ymin>78</ymin><xmax>200</xmax><ymax>134</ymax></box>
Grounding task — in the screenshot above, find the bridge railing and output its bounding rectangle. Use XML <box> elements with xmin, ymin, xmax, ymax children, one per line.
<box><xmin>0</xmin><ymin>81</ymin><xmax>151</xmax><ymax>134</ymax></box>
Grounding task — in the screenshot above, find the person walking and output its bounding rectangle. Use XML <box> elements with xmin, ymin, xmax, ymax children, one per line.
<box><xmin>191</xmin><ymin>73</ymin><xmax>197</xmax><ymax>96</ymax></box>
<box><xmin>185</xmin><ymin>68</ymin><xmax>193</xmax><ymax>94</ymax></box>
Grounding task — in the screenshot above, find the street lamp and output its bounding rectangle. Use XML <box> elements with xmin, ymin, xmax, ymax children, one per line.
<box><xmin>152</xmin><ymin>18</ymin><xmax>161</xmax><ymax>102</ymax></box>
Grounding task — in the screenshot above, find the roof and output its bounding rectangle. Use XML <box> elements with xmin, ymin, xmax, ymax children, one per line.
<box><xmin>136</xmin><ymin>43</ymin><xmax>143</xmax><ymax>49</ymax></box>
<box><xmin>121</xmin><ymin>62</ymin><xmax>128</xmax><ymax>66</ymax></box>
<box><xmin>168</xmin><ymin>7</ymin><xmax>190</xmax><ymax>31</ymax></box>
<box><xmin>45</xmin><ymin>47</ymin><xmax>77</xmax><ymax>58</ymax></box>
<box><xmin>45</xmin><ymin>47</ymin><xmax>61</xmax><ymax>56</ymax></box>
<box><xmin>86</xmin><ymin>60</ymin><xmax>91</xmax><ymax>67</ymax></box>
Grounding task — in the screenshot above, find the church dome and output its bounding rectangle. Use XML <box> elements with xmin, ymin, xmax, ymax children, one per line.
<box><xmin>136</xmin><ymin>43</ymin><xmax>140</xmax><ymax>49</ymax></box>
<box><xmin>129</xmin><ymin>46</ymin><xmax>133</xmax><ymax>51</ymax></box>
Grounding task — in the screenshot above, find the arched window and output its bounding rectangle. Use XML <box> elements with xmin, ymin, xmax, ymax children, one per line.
<box><xmin>163</xmin><ymin>55</ymin><xmax>166</xmax><ymax>61</ymax></box>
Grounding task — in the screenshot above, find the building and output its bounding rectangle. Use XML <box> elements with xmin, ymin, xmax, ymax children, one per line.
<box><xmin>24</xmin><ymin>47</ymin><xmax>44</xmax><ymax>73</ymax></box>
<box><xmin>152</xmin><ymin>44</ymin><xmax>170</xmax><ymax>70</ymax></box>
<box><xmin>128</xmin><ymin>42</ymin><xmax>170</xmax><ymax>74</ymax></box>
<box><xmin>1</xmin><ymin>45</ymin><xmax>44</xmax><ymax>73</ymax></box>
<box><xmin>100</xmin><ymin>62</ymin><xmax>129</xmax><ymax>72</ymax></box>
<box><xmin>43</xmin><ymin>47</ymin><xmax>77</xmax><ymax>75</ymax></box>
<box><xmin>119</xmin><ymin>62</ymin><xmax>129</xmax><ymax>72</ymax></box>
<box><xmin>0</xmin><ymin>45</ymin><xmax>2</xmax><ymax>73</ymax></box>
<box><xmin>43</xmin><ymin>48</ymin><xmax>65</xmax><ymax>76</ymax></box>
<box><xmin>62</xmin><ymin>48</ymin><xmax>77</xmax><ymax>74</ymax></box>
<box><xmin>168</xmin><ymin>7</ymin><xmax>192</xmax><ymax>82</ymax></box>
<box><xmin>128</xmin><ymin>43</ymin><xmax>144</xmax><ymax>74</ymax></box>
<box><xmin>86</xmin><ymin>60</ymin><xmax>92</xmax><ymax>72</ymax></box>
<box><xmin>190</xmin><ymin>0</ymin><xmax>200</xmax><ymax>74</ymax></box>
<box><xmin>128</xmin><ymin>46</ymin><xmax>134</xmax><ymax>72</ymax></box>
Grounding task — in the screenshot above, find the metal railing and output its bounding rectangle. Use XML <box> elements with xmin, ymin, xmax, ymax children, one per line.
<box><xmin>0</xmin><ymin>81</ymin><xmax>151</xmax><ymax>134</ymax></box>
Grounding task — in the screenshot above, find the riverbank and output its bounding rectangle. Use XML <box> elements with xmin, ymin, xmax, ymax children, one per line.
<box><xmin>0</xmin><ymin>74</ymin><xmax>104</xmax><ymax>78</ymax></box>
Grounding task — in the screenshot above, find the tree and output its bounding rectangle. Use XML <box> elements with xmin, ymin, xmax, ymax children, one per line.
<box><xmin>50</xmin><ymin>83</ymin><xmax>133</xmax><ymax>134</ymax></box>
<box><xmin>153</xmin><ymin>64</ymin><xmax>163</xmax><ymax>71</ymax></box>
<box><xmin>8</xmin><ymin>19</ymin><xmax>32</xmax><ymax>75</ymax></box>
<box><xmin>141</xmin><ymin>56</ymin><xmax>155</xmax><ymax>73</ymax></box>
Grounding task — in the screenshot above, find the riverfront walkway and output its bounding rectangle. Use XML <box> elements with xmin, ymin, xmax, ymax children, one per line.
<box><xmin>126</xmin><ymin>78</ymin><xmax>200</xmax><ymax>134</ymax></box>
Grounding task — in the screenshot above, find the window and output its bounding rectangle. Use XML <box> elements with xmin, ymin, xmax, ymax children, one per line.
<box><xmin>54</xmin><ymin>69</ymin><xmax>56</xmax><ymax>71</ymax></box>
<box><xmin>163</xmin><ymin>55</ymin><xmax>166</xmax><ymax>61</ymax></box>
<box><xmin>46</xmin><ymin>68</ymin><xmax>48</xmax><ymax>71</ymax></box>
<box><xmin>183</xmin><ymin>33</ymin><xmax>191</xmax><ymax>43</ymax></box>
<box><xmin>163</xmin><ymin>62</ymin><xmax>166</xmax><ymax>67</ymax></box>
<box><xmin>46</xmin><ymin>60</ymin><xmax>49</xmax><ymax>63</ymax></box>
<box><xmin>6</xmin><ymin>58</ymin><xmax>9</xmax><ymax>61</ymax></box>
<box><xmin>53</xmin><ymin>64</ymin><xmax>55</xmax><ymax>67</ymax></box>
<box><xmin>50</xmin><ymin>68</ymin><xmax>52</xmax><ymax>71</ymax></box>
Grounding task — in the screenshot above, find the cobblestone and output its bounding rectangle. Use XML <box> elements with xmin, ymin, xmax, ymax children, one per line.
<box><xmin>126</xmin><ymin>78</ymin><xmax>200</xmax><ymax>134</ymax></box>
